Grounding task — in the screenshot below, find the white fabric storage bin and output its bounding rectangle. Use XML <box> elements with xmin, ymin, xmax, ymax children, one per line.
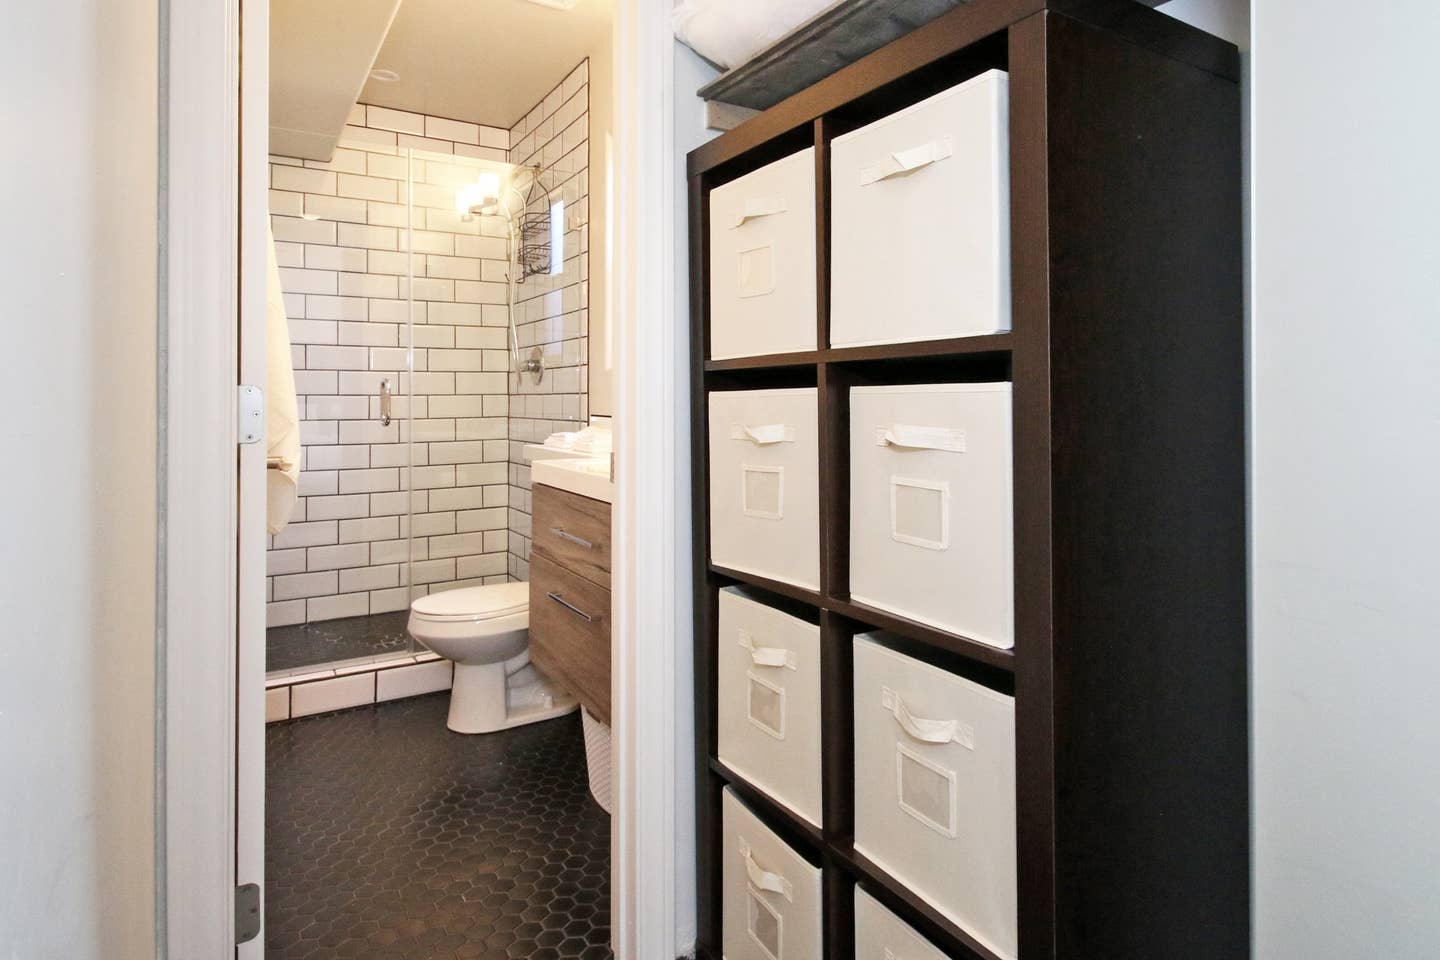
<box><xmin>853</xmin><ymin>633</ymin><xmax>1017</xmax><ymax>960</ymax></box>
<box><xmin>709</xmin><ymin>388</ymin><xmax>820</xmax><ymax>591</ymax></box>
<box><xmin>722</xmin><ymin>787</ymin><xmax>823</xmax><ymax>960</ymax></box>
<box><xmin>709</xmin><ymin>148</ymin><xmax>818</xmax><ymax>360</ymax></box>
<box><xmin>717</xmin><ymin>587</ymin><xmax>823</xmax><ymax>827</ymax></box>
<box><xmin>830</xmin><ymin>69</ymin><xmax>1010</xmax><ymax>348</ymax></box>
<box><xmin>854</xmin><ymin>887</ymin><xmax>950</xmax><ymax>960</ymax></box>
<box><xmin>849</xmin><ymin>382</ymin><xmax>1013</xmax><ymax>648</ymax></box>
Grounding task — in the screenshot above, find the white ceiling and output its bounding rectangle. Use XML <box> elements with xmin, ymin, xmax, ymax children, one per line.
<box><xmin>270</xmin><ymin>0</ymin><xmax>402</xmax><ymax>160</ymax></box>
<box><xmin>358</xmin><ymin>0</ymin><xmax>613</xmax><ymax>129</ymax></box>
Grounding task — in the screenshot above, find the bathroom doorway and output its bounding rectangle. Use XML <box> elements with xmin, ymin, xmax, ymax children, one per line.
<box><xmin>160</xmin><ymin>0</ymin><xmax>684</xmax><ymax>954</ymax></box>
<box><xmin>260</xmin><ymin>1</ymin><xmax>616</xmax><ymax>957</ymax></box>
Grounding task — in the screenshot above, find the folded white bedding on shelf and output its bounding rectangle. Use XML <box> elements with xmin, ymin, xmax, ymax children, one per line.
<box><xmin>673</xmin><ymin>0</ymin><xmax>837</xmax><ymax>70</ymax></box>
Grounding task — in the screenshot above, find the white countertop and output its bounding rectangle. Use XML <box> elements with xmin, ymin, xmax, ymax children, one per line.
<box><xmin>531</xmin><ymin>456</ymin><xmax>614</xmax><ymax>503</ymax></box>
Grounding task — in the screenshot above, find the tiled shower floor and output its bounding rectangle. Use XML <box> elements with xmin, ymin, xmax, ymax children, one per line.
<box><xmin>266</xmin><ymin>611</ymin><xmax>413</xmax><ymax>673</ymax></box>
<box><xmin>265</xmin><ymin>694</ymin><xmax>611</xmax><ymax>960</ymax></box>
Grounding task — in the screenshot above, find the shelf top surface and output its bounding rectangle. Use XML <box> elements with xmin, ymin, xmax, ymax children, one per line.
<box><xmin>687</xmin><ymin>0</ymin><xmax>1239</xmax><ymax>179</ymax></box>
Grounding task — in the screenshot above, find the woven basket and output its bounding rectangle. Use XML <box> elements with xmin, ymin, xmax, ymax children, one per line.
<box><xmin>581</xmin><ymin>708</ymin><xmax>613</xmax><ymax>815</ymax></box>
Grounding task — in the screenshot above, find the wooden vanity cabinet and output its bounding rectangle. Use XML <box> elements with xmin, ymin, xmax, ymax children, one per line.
<box><xmin>528</xmin><ymin>482</ymin><xmax>612</xmax><ymax>725</ymax></box>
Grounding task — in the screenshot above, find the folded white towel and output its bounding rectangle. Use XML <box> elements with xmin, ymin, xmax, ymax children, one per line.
<box><xmin>544</xmin><ymin>431</ymin><xmax>582</xmax><ymax>450</ymax></box>
<box><xmin>265</xmin><ymin>224</ymin><xmax>301</xmax><ymax>534</ymax></box>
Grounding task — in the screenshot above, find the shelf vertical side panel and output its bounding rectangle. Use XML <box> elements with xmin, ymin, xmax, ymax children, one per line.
<box><xmin>1043</xmin><ymin>11</ymin><xmax>1248</xmax><ymax>958</ymax></box>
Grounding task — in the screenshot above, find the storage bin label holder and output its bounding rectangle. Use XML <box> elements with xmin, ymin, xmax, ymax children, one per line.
<box><xmin>881</xmin><ymin>685</ymin><xmax>975</xmax><ymax>838</ymax></box>
<box><xmin>875</xmin><ymin>423</ymin><xmax>965</xmax><ymax>551</ymax></box>
<box><xmin>739</xmin><ymin>835</ymin><xmax>792</xmax><ymax>960</ymax></box>
<box><xmin>741</xmin><ymin>628</ymin><xmax>796</xmax><ymax>740</ymax></box>
<box><xmin>732</xmin><ymin>422</ymin><xmax>797</xmax><ymax>521</ymax></box>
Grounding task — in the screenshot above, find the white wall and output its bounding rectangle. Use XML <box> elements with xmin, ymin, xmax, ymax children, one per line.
<box><xmin>671</xmin><ymin>37</ymin><xmax>720</xmax><ymax>956</ymax></box>
<box><xmin>0</xmin><ymin>1</ymin><xmax>157</xmax><ymax>957</ymax></box>
<box><xmin>1249</xmin><ymin>0</ymin><xmax>1440</xmax><ymax>955</ymax></box>
<box><xmin>1169</xmin><ymin>0</ymin><xmax>1440</xmax><ymax>952</ymax></box>
<box><xmin>1157</xmin><ymin>0</ymin><xmax>1249</xmax><ymax>45</ymax></box>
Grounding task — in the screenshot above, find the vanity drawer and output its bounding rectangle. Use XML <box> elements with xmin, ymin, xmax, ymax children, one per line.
<box><xmin>529</xmin><ymin>553</ymin><xmax>611</xmax><ymax>725</ymax></box>
<box><xmin>531</xmin><ymin>481</ymin><xmax>612</xmax><ymax>588</ymax></box>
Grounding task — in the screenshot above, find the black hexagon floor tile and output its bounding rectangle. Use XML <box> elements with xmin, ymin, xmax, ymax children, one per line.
<box><xmin>266</xmin><ymin>693</ymin><xmax>611</xmax><ymax>960</ymax></box>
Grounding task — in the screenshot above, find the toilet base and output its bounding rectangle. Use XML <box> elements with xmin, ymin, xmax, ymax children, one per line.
<box><xmin>447</xmin><ymin>659</ymin><xmax>579</xmax><ymax>734</ymax></box>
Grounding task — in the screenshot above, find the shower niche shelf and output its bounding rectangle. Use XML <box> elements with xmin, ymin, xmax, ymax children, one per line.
<box><xmin>686</xmin><ymin>2</ymin><xmax>1247</xmax><ymax>959</ymax></box>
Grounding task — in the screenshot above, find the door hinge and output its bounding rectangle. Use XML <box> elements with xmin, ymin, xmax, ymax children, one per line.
<box><xmin>236</xmin><ymin>882</ymin><xmax>261</xmax><ymax>944</ymax></box>
<box><xmin>238</xmin><ymin>384</ymin><xmax>263</xmax><ymax>445</ymax></box>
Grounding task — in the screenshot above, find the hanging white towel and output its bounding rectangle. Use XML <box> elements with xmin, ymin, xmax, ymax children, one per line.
<box><xmin>265</xmin><ymin>224</ymin><xmax>301</xmax><ymax>534</ymax></box>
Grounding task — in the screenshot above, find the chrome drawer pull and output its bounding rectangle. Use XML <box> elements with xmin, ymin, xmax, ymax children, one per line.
<box><xmin>547</xmin><ymin>592</ymin><xmax>595</xmax><ymax>623</ymax></box>
<box><xmin>550</xmin><ymin>526</ymin><xmax>595</xmax><ymax>550</ymax></box>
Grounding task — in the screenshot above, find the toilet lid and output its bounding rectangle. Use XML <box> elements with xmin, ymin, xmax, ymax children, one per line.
<box><xmin>410</xmin><ymin>582</ymin><xmax>528</xmax><ymax>621</ymax></box>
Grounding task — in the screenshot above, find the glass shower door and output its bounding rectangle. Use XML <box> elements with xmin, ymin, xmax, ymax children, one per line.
<box><xmin>399</xmin><ymin>148</ymin><xmax>518</xmax><ymax>604</ymax></box>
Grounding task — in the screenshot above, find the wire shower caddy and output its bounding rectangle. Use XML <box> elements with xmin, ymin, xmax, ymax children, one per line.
<box><xmin>516</xmin><ymin>166</ymin><xmax>553</xmax><ymax>281</ymax></box>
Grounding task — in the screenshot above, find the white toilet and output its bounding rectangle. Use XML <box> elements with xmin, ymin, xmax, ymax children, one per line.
<box><xmin>407</xmin><ymin>582</ymin><xmax>579</xmax><ymax>734</ymax></box>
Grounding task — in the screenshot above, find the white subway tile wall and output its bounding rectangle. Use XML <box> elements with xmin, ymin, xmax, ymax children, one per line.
<box><xmin>267</xmin><ymin>105</ymin><xmax>521</xmax><ymax>629</ymax></box>
<box><xmin>506</xmin><ymin>59</ymin><xmax>592</xmax><ymax>580</ymax></box>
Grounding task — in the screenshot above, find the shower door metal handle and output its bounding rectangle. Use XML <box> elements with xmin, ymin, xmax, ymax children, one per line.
<box><xmin>379</xmin><ymin>378</ymin><xmax>393</xmax><ymax>426</ymax></box>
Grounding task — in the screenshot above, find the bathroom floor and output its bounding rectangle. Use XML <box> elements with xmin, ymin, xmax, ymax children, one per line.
<box><xmin>266</xmin><ymin>611</ymin><xmax>414</xmax><ymax>673</ymax></box>
<box><xmin>265</xmin><ymin>694</ymin><xmax>611</xmax><ymax>960</ymax></box>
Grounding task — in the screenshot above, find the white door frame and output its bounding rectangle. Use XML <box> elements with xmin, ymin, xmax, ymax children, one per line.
<box><xmin>160</xmin><ymin>0</ymin><xmax>245</xmax><ymax>954</ymax></box>
<box><xmin>159</xmin><ymin>0</ymin><xmax>686</xmax><ymax>956</ymax></box>
<box><xmin>610</xmin><ymin>1</ymin><xmax>683</xmax><ymax>956</ymax></box>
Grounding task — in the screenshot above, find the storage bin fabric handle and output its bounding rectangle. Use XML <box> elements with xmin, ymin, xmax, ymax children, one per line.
<box><xmin>881</xmin><ymin>686</ymin><xmax>975</xmax><ymax>749</ymax></box>
<box><xmin>738</xmin><ymin>837</ymin><xmax>794</xmax><ymax>901</ymax></box>
<box><xmin>731</xmin><ymin>423</ymin><xmax>796</xmax><ymax>445</ymax></box>
<box><xmin>738</xmin><ymin>629</ymin><xmax>797</xmax><ymax>670</ymax></box>
<box><xmin>732</xmin><ymin>196</ymin><xmax>787</xmax><ymax>227</ymax></box>
<box><xmin>875</xmin><ymin>423</ymin><xmax>965</xmax><ymax>453</ymax></box>
<box><xmin>859</xmin><ymin>138</ymin><xmax>954</xmax><ymax>185</ymax></box>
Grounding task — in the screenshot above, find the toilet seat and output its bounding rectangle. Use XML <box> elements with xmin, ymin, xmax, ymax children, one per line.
<box><xmin>410</xmin><ymin>582</ymin><xmax>528</xmax><ymax>622</ymax></box>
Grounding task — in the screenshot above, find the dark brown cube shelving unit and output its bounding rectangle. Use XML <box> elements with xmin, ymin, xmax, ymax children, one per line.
<box><xmin>687</xmin><ymin>2</ymin><xmax>1246</xmax><ymax>958</ymax></box>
